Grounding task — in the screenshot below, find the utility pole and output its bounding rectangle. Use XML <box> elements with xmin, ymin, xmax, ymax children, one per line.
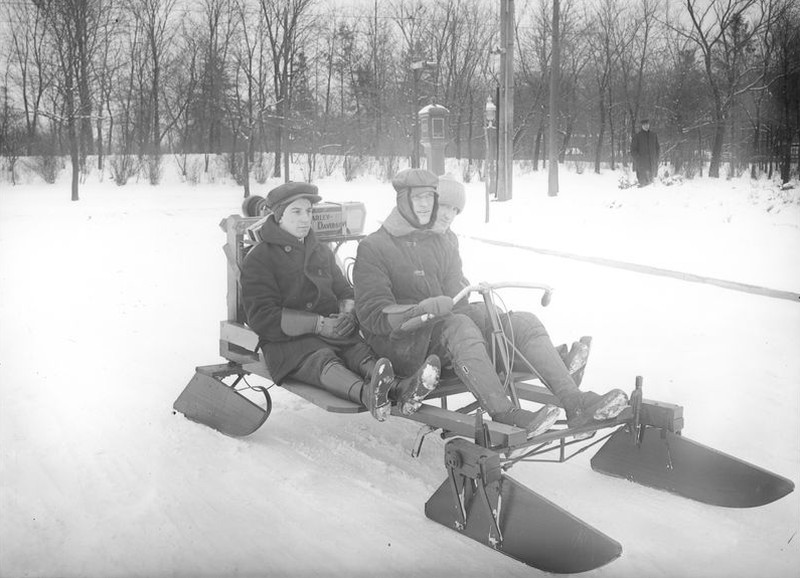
<box><xmin>548</xmin><ymin>0</ymin><xmax>560</xmax><ymax>196</ymax></box>
<box><xmin>497</xmin><ymin>0</ymin><xmax>514</xmax><ymax>201</ymax></box>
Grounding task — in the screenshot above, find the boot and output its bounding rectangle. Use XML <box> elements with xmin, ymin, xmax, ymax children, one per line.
<box><xmin>493</xmin><ymin>405</ymin><xmax>561</xmax><ymax>438</ymax></box>
<box><xmin>361</xmin><ymin>358</ymin><xmax>396</xmax><ymax>422</ymax></box>
<box><xmin>319</xmin><ymin>359</ymin><xmax>394</xmax><ymax>422</ymax></box>
<box><xmin>318</xmin><ymin>359</ymin><xmax>369</xmax><ymax>405</ymax></box>
<box><xmin>564</xmin><ymin>337</ymin><xmax>592</xmax><ymax>386</ymax></box>
<box><xmin>564</xmin><ymin>389</ymin><xmax>629</xmax><ymax>430</ymax></box>
<box><xmin>390</xmin><ymin>355</ymin><xmax>441</xmax><ymax>415</ymax></box>
<box><xmin>510</xmin><ymin>314</ymin><xmax>618</xmax><ymax>417</ymax></box>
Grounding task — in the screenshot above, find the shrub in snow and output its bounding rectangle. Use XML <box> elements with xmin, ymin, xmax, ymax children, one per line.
<box><xmin>618</xmin><ymin>172</ymin><xmax>636</xmax><ymax>189</ymax></box>
<box><xmin>110</xmin><ymin>154</ymin><xmax>138</xmax><ymax>186</ymax></box>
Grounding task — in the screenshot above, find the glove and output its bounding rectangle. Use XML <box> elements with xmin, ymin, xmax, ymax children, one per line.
<box><xmin>331</xmin><ymin>311</ymin><xmax>357</xmax><ymax>337</ymax></box>
<box><xmin>315</xmin><ymin>315</ymin><xmax>340</xmax><ymax>339</ymax></box>
<box><xmin>316</xmin><ymin>313</ymin><xmax>356</xmax><ymax>339</ymax></box>
<box><xmin>281</xmin><ymin>308</ymin><xmax>320</xmax><ymax>336</ymax></box>
<box><xmin>416</xmin><ymin>296</ymin><xmax>454</xmax><ymax>317</ymax></box>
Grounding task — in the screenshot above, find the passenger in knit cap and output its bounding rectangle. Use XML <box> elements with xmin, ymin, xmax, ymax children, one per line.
<box><xmin>434</xmin><ymin>173</ymin><xmax>466</xmax><ymax>233</ymax></box>
<box><xmin>391</xmin><ymin>168</ymin><xmax>439</xmax><ymax>229</ymax></box>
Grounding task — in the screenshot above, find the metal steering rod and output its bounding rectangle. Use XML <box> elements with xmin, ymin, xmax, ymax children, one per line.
<box><xmin>397</xmin><ymin>282</ymin><xmax>553</xmax><ymax>333</ymax></box>
<box><xmin>453</xmin><ymin>281</ymin><xmax>554</xmax><ymax>307</ymax></box>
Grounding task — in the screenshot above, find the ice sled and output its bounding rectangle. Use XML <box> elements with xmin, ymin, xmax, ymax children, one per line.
<box><xmin>173</xmin><ymin>209</ymin><xmax>794</xmax><ymax>574</ymax></box>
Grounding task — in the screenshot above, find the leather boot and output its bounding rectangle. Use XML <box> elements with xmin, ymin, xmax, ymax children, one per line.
<box><xmin>319</xmin><ymin>358</ymin><xmax>396</xmax><ymax>421</ymax></box>
<box><xmin>391</xmin><ymin>355</ymin><xmax>441</xmax><ymax>415</ymax></box>
<box><xmin>318</xmin><ymin>359</ymin><xmax>368</xmax><ymax>405</ymax></box>
<box><xmin>505</xmin><ymin>311</ymin><xmax>581</xmax><ymax>405</ymax></box>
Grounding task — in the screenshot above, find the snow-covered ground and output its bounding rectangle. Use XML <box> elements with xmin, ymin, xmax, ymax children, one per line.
<box><xmin>1</xmin><ymin>160</ymin><xmax>798</xmax><ymax>578</ymax></box>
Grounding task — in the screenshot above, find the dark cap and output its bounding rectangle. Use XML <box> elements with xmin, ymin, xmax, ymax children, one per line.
<box><xmin>640</xmin><ymin>118</ymin><xmax>650</xmax><ymax>124</ymax></box>
<box><xmin>391</xmin><ymin>168</ymin><xmax>438</xmax><ymax>194</ymax></box>
<box><xmin>266</xmin><ymin>182</ymin><xmax>321</xmax><ymax>211</ymax></box>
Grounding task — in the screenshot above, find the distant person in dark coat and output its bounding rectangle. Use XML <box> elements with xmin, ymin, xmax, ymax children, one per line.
<box><xmin>630</xmin><ymin>118</ymin><xmax>660</xmax><ymax>187</ymax></box>
<box><xmin>240</xmin><ymin>182</ymin><xmax>440</xmax><ymax>422</ymax></box>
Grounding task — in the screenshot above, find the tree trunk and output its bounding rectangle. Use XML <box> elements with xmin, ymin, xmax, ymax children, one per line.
<box><xmin>594</xmin><ymin>94</ymin><xmax>605</xmax><ymax>174</ymax></box>
<box><xmin>709</xmin><ymin>117</ymin><xmax>725</xmax><ymax>178</ymax></box>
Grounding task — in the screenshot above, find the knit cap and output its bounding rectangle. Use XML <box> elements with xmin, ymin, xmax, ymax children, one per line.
<box><xmin>437</xmin><ymin>173</ymin><xmax>466</xmax><ymax>212</ymax></box>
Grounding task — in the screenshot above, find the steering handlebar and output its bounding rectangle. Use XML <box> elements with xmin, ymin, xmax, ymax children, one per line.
<box><xmin>453</xmin><ymin>281</ymin><xmax>553</xmax><ymax>308</ymax></box>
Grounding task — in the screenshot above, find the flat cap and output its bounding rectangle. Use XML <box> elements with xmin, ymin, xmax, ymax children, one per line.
<box><xmin>266</xmin><ymin>182</ymin><xmax>321</xmax><ymax>210</ymax></box>
<box><xmin>392</xmin><ymin>168</ymin><xmax>438</xmax><ymax>193</ymax></box>
<box><xmin>640</xmin><ymin>118</ymin><xmax>650</xmax><ymax>124</ymax></box>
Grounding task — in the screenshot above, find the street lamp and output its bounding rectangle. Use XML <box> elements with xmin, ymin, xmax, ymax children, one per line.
<box><xmin>485</xmin><ymin>95</ymin><xmax>496</xmax><ymax>128</ymax></box>
<box><xmin>411</xmin><ymin>60</ymin><xmax>435</xmax><ymax>168</ymax></box>
<box><xmin>484</xmin><ymin>95</ymin><xmax>497</xmax><ymax>223</ymax></box>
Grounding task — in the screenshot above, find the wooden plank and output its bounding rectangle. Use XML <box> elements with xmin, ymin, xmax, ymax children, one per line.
<box><xmin>241</xmin><ymin>360</ymin><xmax>273</xmax><ymax>380</ymax></box>
<box><xmin>640</xmin><ymin>399</ymin><xmax>684</xmax><ymax>432</ymax></box>
<box><xmin>280</xmin><ymin>380</ymin><xmax>366</xmax><ymax>414</ymax></box>
<box><xmin>221</xmin><ymin>321</ymin><xmax>260</xmax><ymax>351</ymax></box>
<box><xmin>397</xmin><ymin>403</ymin><xmax>528</xmax><ymax>447</ymax></box>
<box><xmin>219</xmin><ymin>340</ymin><xmax>259</xmax><ymax>366</ymax></box>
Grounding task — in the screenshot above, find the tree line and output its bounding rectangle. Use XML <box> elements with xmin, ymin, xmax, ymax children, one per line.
<box><xmin>1</xmin><ymin>0</ymin><xmax>798</xmax><ymax>200</ymax></box>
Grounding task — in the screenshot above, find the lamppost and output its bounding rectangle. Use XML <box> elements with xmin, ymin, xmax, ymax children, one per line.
<box><xmin>484</xmin><ymin>95</ymin><xmax>497</xmax><ymax>223</ymax></box>
<box><xmin>411</xmin><ymin>60</ymin><xmax>435</xmax><ymax>168</ymax></box>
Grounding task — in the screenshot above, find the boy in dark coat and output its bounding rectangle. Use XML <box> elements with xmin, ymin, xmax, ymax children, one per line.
<box><xmin>630</xmin><ymin>118</ymin><xmax>660</xmax><ymax>187</ymax></box>
<box><xmin>353</xmin><ymin>169</ymin><xmax>628</xmax><ymax>437</ymax></box>
<box><xmin>240</xmin><ymin>182</ymin><xmax>440</xmax><ymax>421</ymax></box>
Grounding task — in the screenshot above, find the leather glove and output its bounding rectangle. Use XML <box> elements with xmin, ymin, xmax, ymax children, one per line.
<box><xmin>331</xmin><ymin>311</ymin><xmax>357</xmax><ymax>337</ymax></box>
<box><xmin>316</xmin><ymin>313</ymin><xmax>356</xmax><ymax>339</ymax></box>
<box><xmin>315</xmin><ymin>315</ymin><xmax>341</xmax><ymax>339</ymax></box>
<box><xmin>416</xmin><ymin>296</ymin><xmax>454</xmax><ymax>317</ymax></box>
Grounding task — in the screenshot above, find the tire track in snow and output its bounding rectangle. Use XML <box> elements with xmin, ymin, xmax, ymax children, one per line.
<box><xmin>466</xmin><ymin>235</ymin><xmax>800</xmax><ymax>303</ymax></box>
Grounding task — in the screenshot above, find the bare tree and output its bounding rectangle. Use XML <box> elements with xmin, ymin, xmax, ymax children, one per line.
<box><xmin>259</xmin><ymin>0</ymin><xmax>316</xmax><ymax>180</ymax></box>
<box><xmin>433</xmin><ymin>0</ymin><xmax>494</xmax><ymax>164</ymax></box>
<box><xmin>679</xmin><ymin>0</ymin><xmax>773</xmax><ymax>177</ymax></box>
<box><xmin>587</xmin><ymin>0</ymin><xmax>623</xmax><ymax>173</ymax></box>
<box><xmin>124</xmin><ymin>0</ymin><xmax>178</xmax><ymax>182</ymax></box>
<box><xmin>35</xmin><ymin>0</ymin><xmax>108</xmax><ymax>199</ymax></box>
<box><xmin>616</xmin><ymin>0</ymin><xmax>659</xmax><ymax>151</ymax></box>
<box><xmin>5</xmin><ymin>0</ymin><xmax>52</xmax><ymax>155</ymax></box>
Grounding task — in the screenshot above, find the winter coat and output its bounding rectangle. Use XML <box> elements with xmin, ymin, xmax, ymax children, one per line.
<box><xmin>630</xmin><ymin>129</ymin><xmax>660</xmax><ymax>173</ymax></box>
<box><xmin>353</xmin><ymin>208</ymin><xmax>465</xmax><ymax>375</ymax></box>
<box><xmin>240</xmin><ymin>216</ymin><xmax>354</xmax><ymax>383</ymax></box>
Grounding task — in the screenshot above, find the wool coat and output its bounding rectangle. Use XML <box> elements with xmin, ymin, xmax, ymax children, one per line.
<box><xmin>630</xmin><ymin>129</ymin><xmax>660</xmax><ymax>174</ymax></box>
<box><xmin>240</xmin><ymin>216</ymin><xmax>355</xmax><ymax>383</ymax></box>
<box><xmin>353</xmin><ymin>208</ymin><xmax>465</xmax><ymax>375</ymax></box>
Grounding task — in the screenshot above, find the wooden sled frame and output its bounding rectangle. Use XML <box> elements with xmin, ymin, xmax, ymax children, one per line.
<box><xmin>174</xmin><ymin>212</ymin><xmax>793</xmax><ymax>574</ymax></box>
<box><xmin>202</xmin><ymin>214</ymin><xmax>682</xmax><ymax>454</ymax></box>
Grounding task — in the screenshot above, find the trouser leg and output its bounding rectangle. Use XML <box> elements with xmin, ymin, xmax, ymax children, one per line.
<box><xmin>636</xmin><ymin>167</ymin><xmax>648</xmax><ymax>186</ymax></box>
<box><xmin>429</xmin><ymin>314</ymin><xmax>514</xmax><ymax>416</ymax></box>
<box><xmin>290</xmin><ymin>348</ymin><xmax>365</xmax><ymax>405</ymax></box>
<box><xmin>505</xmin><ymin>311</ymin><xmax>581</xmax><ymax>410</ymax></box>
<box><xmin>340</xmin><ymin>341</ymin><xmax>378</xmax><ymax>381</ymax></box>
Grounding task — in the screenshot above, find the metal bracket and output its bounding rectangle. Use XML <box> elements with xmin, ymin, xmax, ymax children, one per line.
<box><xmin>411</xmin><ymin>425</ymin><xmax>438</xmax><ymax>458</ymax></box>
<box><xmin>443</xmin><ymin>439</ymin><xmax>504</xmax><ymax>547</ymax></box>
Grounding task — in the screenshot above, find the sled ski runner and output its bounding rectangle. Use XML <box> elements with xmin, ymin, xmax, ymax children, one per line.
<box><xmin>174</xmin><ymin>212</ymin><xmax>794</xmax><ymax>574</ymax></box>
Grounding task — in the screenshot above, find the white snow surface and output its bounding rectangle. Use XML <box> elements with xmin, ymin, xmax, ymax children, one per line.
<box><xmin>1</xmin><ymin>164</ymin><xmax>799</xmax><ymax>578</ymax></box>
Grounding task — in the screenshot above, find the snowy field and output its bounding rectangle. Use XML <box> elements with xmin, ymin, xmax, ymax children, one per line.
<box><xmin>1</xmin><ymin>160</ymin><xmax>799</xmax><ymax>578</ymax></box>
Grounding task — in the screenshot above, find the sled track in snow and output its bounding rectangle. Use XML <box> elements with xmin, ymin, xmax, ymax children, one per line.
<box><xmin>468</xmin><ymin>235</ymin><xmax>800</xmax><ymax>303</ymax></box>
